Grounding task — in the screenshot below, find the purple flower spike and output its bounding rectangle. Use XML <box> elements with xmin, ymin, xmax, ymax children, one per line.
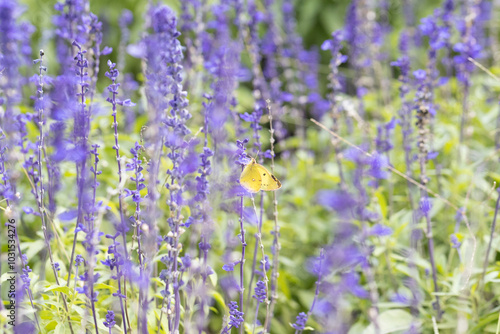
<box><xmin>75</xmin><ymin>254</ymin><xmax>84</xmax><ymax>267</ymax></box>
<box><xmin>420</xmin><ymin>196</ymin><xmax>432</xmax><ymax>215</ymax></box>
<box><xmin>103</xmin><ymin>310</ymin><xmax>116</xmax><ymax>328</ymax></box>
<box><xmin>291</xmin><ymin>312</ymin><xmax>308</xmax><ymax>330</ymax></box>
<box><xmin>252</xmin><ymin>281</ymin><xmax>267</xmax><ymax>303</ymax></box>
<box><xmin>222</xmin><ymin>263</ymin><xmax>235</xmax><ymax>272</ymax></box>
<box><xmin>451</xmin><ymin>234</ymin><xmax>461</xmax><ymax>249</ymax></box>
<box><xmin>370</xmin><ymin>224</ymin><xmax>393</xmax><ymax>237</ymax></box>
<box><xmin>228</xmin><ymin>301</ymin><xmax>244</xmax><ymax>328</ymax></box>
<box><xmin>368</xmin><ymin>153</ymin><xmax>389</xmax><ymax>180</ymax></box>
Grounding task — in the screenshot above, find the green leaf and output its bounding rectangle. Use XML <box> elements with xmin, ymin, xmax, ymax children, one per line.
<box><xmin>374</xmin><ymin>189</ymin><xmax>388</xmax><ymax>219</ymax></box>
<box><xmin>94</xmin><ymin>282</ymin><xmax>116</xmax><ymax>290</ymax></box>
<box><xmin>54</xmin><ymin>322</ymin><xmax>67</xmax><ymax>334</ymax></box>
<box><xmin>44</xmin><ymin>285</ymin><xmax>71</xmax><ymax>295</ymax></box>
<box><xmin>23</xmin><ymin>239</ymin><xmax>45</xmax><ymax>263</ymax></box>
<box><xmin>362</xmin><ymin>309</ymin><xmax>414</xmax><ymax>334</ymax></box>
<box><xmin>211</xmin><ymin>291</ymin><xmax>226</xmax><ymax>310</ymax></box>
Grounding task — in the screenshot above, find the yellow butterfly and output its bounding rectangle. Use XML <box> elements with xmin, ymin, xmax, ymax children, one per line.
<box><xmin>239</xmin><ymin>157</ymin><xmax>282</xmax><ymax>193</ymax></box>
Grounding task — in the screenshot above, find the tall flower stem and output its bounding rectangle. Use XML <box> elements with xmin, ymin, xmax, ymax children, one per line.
<box><xmin>197</xmin><ymin>95</ymin><xmax>214</xmax><ymax>334</ymax></box>
<box><xmin>414</xmin><ymin>64</ymin><xmax>442</xmax><ymax>319</ymax></box>
<box><xmin>88</xmin><ymin>144</ymin><xmax>101</xmax><ymax>334</ymax></box>
<box><xmin>267</xmin><ymin>100</ymin><xmax>280</xmax><ymax>329</ymax></box>
<box><xmin>107</xmin><ymin>62</ymin><xmax>130</xmax><ymax>256</ymax></box>
<box><xmin>235</xmin><ymin>138</ymin><xmax>250</xmax><ymax>334</ymax></box>
<box><xmin>67</xmin><ymin>41</ymin><xmax>90</xmax><ymax>288</ymax></box>
<box><xmin>422</xmin><ymin>197</ymin><xmax>441</xmax><ymax>319</ymax></box>
<box><xmin>246</xmin><ymin>193</ymin><xmax>263</xmax><ymax>314</ymax></box>
<box><xmin>391</xmin><ymin>33</ymin><xmax>420</xmax><ymax>255</ymax></box>
<box><xmin>106</xmin><ymin>59</ymin><xmax>136</xmax><ymax>331</ymax></box>
<box><xmin>238</xmin><ymin>193</ymin><xmax>247</xmax><ymax>334</ymax></box>
<box><xmin>249</xmin><ymin>195</ymin><xmax>270</xmax><ymax>329</ymax></box>
<box><xmin>102</xmin><ymin>232</ymin><xmax>127</xmax><ymax>334</ymax></box>
<box><xmin>127</xmin><ymin>142</ymin><xmax>146</xmax><ymax>333</ymax></box>
<box><xmin>33</xmin><ymin>49</ymin><xmax>74</xmax><ymax>334</ymax></box>
<box><xmin>416</xmin><ymin>103</ymin><xmax>441</xmax><ymax>318</ymax></box>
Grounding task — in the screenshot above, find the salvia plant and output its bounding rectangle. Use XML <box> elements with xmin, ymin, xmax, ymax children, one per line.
<box><xmin>4</xmin><ymin>0</ymin><xmax>500</xmax><ymax>333</ymax></box>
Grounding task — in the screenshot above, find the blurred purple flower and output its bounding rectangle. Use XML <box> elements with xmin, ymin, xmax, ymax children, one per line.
<box><xmin>317</xmin><ymin>190</ymin><xmax>357</xmax><ymax>213</ymax></box>
<box><xmin>420</xmin><ymin>196</ymin><xmax>432</xmax><ymax>215</ymax></box>
<box><xmin>368</xmin><ymin>153</ymin><xmax>389</xmax><ymax>180</ymax></box>
<box><xmin>427</xmin><ymin>151</ymin><xmax>439</xmax><ymax>160</ymax></box>
<box><xmin>413</xmin><ymin>69</ymin><xmax>427</xmax><ymax>80</ymax></box>
<box><xmin>370</xmin><ymin>224</ymin><xmax>393</xmax><ymax>237</ymax></box>
<box><xmin>451</xmin><ymin>234</ymin><xmax>461</xmax><ymax>249</ymax></box>
<box><xmin>391</xmin><ymin>292</ymin><xmax>410</xmax><ymax>304</ymax></box>
<box><xmin>342</xmin><ymin>271</ymin><xmax>369</xmax><ymax>298</ymax></box>
<box><xmin>75</xmin><ymin>254</ymin><xmax>84</xmax><ymax>267</ymax></box>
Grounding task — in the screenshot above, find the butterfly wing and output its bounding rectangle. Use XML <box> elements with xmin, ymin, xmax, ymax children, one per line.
<box><xmin>255</xmin><ymin>164</ymin><xmax>281</xmax><ymax>191</ymax></box>
<box><xmin>239</xmin><ymin>158</ymin><xmax>262</xmax><ymax>193</ymax></box>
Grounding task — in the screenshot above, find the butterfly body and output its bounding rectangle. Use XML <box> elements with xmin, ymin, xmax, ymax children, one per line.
<box><xmin>239</xmin><ymin>158</ymin><xmax>282</xmax><ymax>193</ymax></box>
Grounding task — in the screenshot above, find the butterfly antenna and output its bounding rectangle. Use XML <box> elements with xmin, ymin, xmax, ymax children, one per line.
<box><xmin>254</xmin><ymin>150</ymin><xmax>260</xmax><ymax>162</ymax></box>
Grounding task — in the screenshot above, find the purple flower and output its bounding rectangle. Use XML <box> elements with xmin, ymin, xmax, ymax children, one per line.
<box><xmin>370</xmin><ymin>224</ymin><xmax>393</xmax><ymax>237</ymax></box>
<box><xmin>413</xmin><ymin>69</ymin><xmax>427</xmax><ymax>80</ymax></box>
<box><xmin>376</xmin><ymin>118</ymin><xmax>397</xmax><ymax>155</ymax></box>
<box><xmin>342</xmin><ymin>271</ymin><xmax>369</xmax><ymax>299</ymax></box>
<box><xmin>420</xmin><ymin>196</ymin><xmax>432</xmax><ymax>215</ymax></box>
<box><xmin>235</xmin><ymin>139</ymin><xmax>250</xmax><ymax>166</ymax></box>
<box><xmin>20</xmin><ymin>266</ymin><xmax>32</xmax><ymax>289</ymax></box>
<box><xmin>227</xmin><ymin>301</ymin><xmax>244</xmax><ymax>328</ymax></box>
<box><xmin>455</xmin><ymin>207</ymin><xmax>465</xmax><ymax>226</ymax></box>
<box><xmin>419</xmin><ymin>14</ymin><xmax>449</xmax><ymax>51</ymax></box>
<box><xmin>368</xmin><ymin>153</ymin><xmax>389</xmax><ymax>180</ymax></box>
<box><xmin>427</xmin><ymin>151</ymin><xmax>439</xmax><ymax>160</ymax></box>
<box><xmin>203</xmin><ymin>7</ymin><xmax>241</xmax><ymax>148</ymax></box>
<box><xmin>101</xmin><ymin>232</ymin><xmax>127</xmax><ymax>331</ymax></box>
<box><xmin>105</xmin><ymin>58</ymin><xmax>135</xmax><ymax>266</ymax></box>
<box><xmin>451</xmin><ymin>234</ymin><xmax>461</xmax><ymax>249</ymax></box>
<box><xmin>103</xmin><ymin>310</ymin><xmax>116</xmax><ymax>328</ymax></box>
<box><xmin>222</xmin><ymin>262</ymin><xmax>236</xmax><ymax>272</ymax></box>
<box><xmin>291</xmin><ymin>312</ymin><xmax>308</xmax><ymax>330</ymax></box>
<box><xmin>0</xmin><ymin>0</ymin><xmax>25</xmax><ymax>127</ymax></box>
<box><xmin>260</xmin><ymin>255</ymin><xmax>271</xmax><ymax>272</ymax></box>
<box><xmin>194</xmin><ymin>147</ymin><xmax>213</xmax><ymax>202</ymax></box>
<box><xmin>316</xmin><ymin>190</ymin><xmax>357</xmax><ymax>213</ymax></box>
<box><xmin>391</xmin><ymin>292</ymin><xmax>410</xmax><ymax>304</ymax></box>
<box><xmin>22</xmin><ymin>207</ymin><xmax>36</xmax><ymax>215</ymax></box>
<box><xmin>75</xmin><ymin>254</ymin><xmax>84</xmax><ymax>267</ymax></box>
<box><xmin>253</xmin><ymin>280</ymin><xmax>267</xmax><ymax>303</ymax></box>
